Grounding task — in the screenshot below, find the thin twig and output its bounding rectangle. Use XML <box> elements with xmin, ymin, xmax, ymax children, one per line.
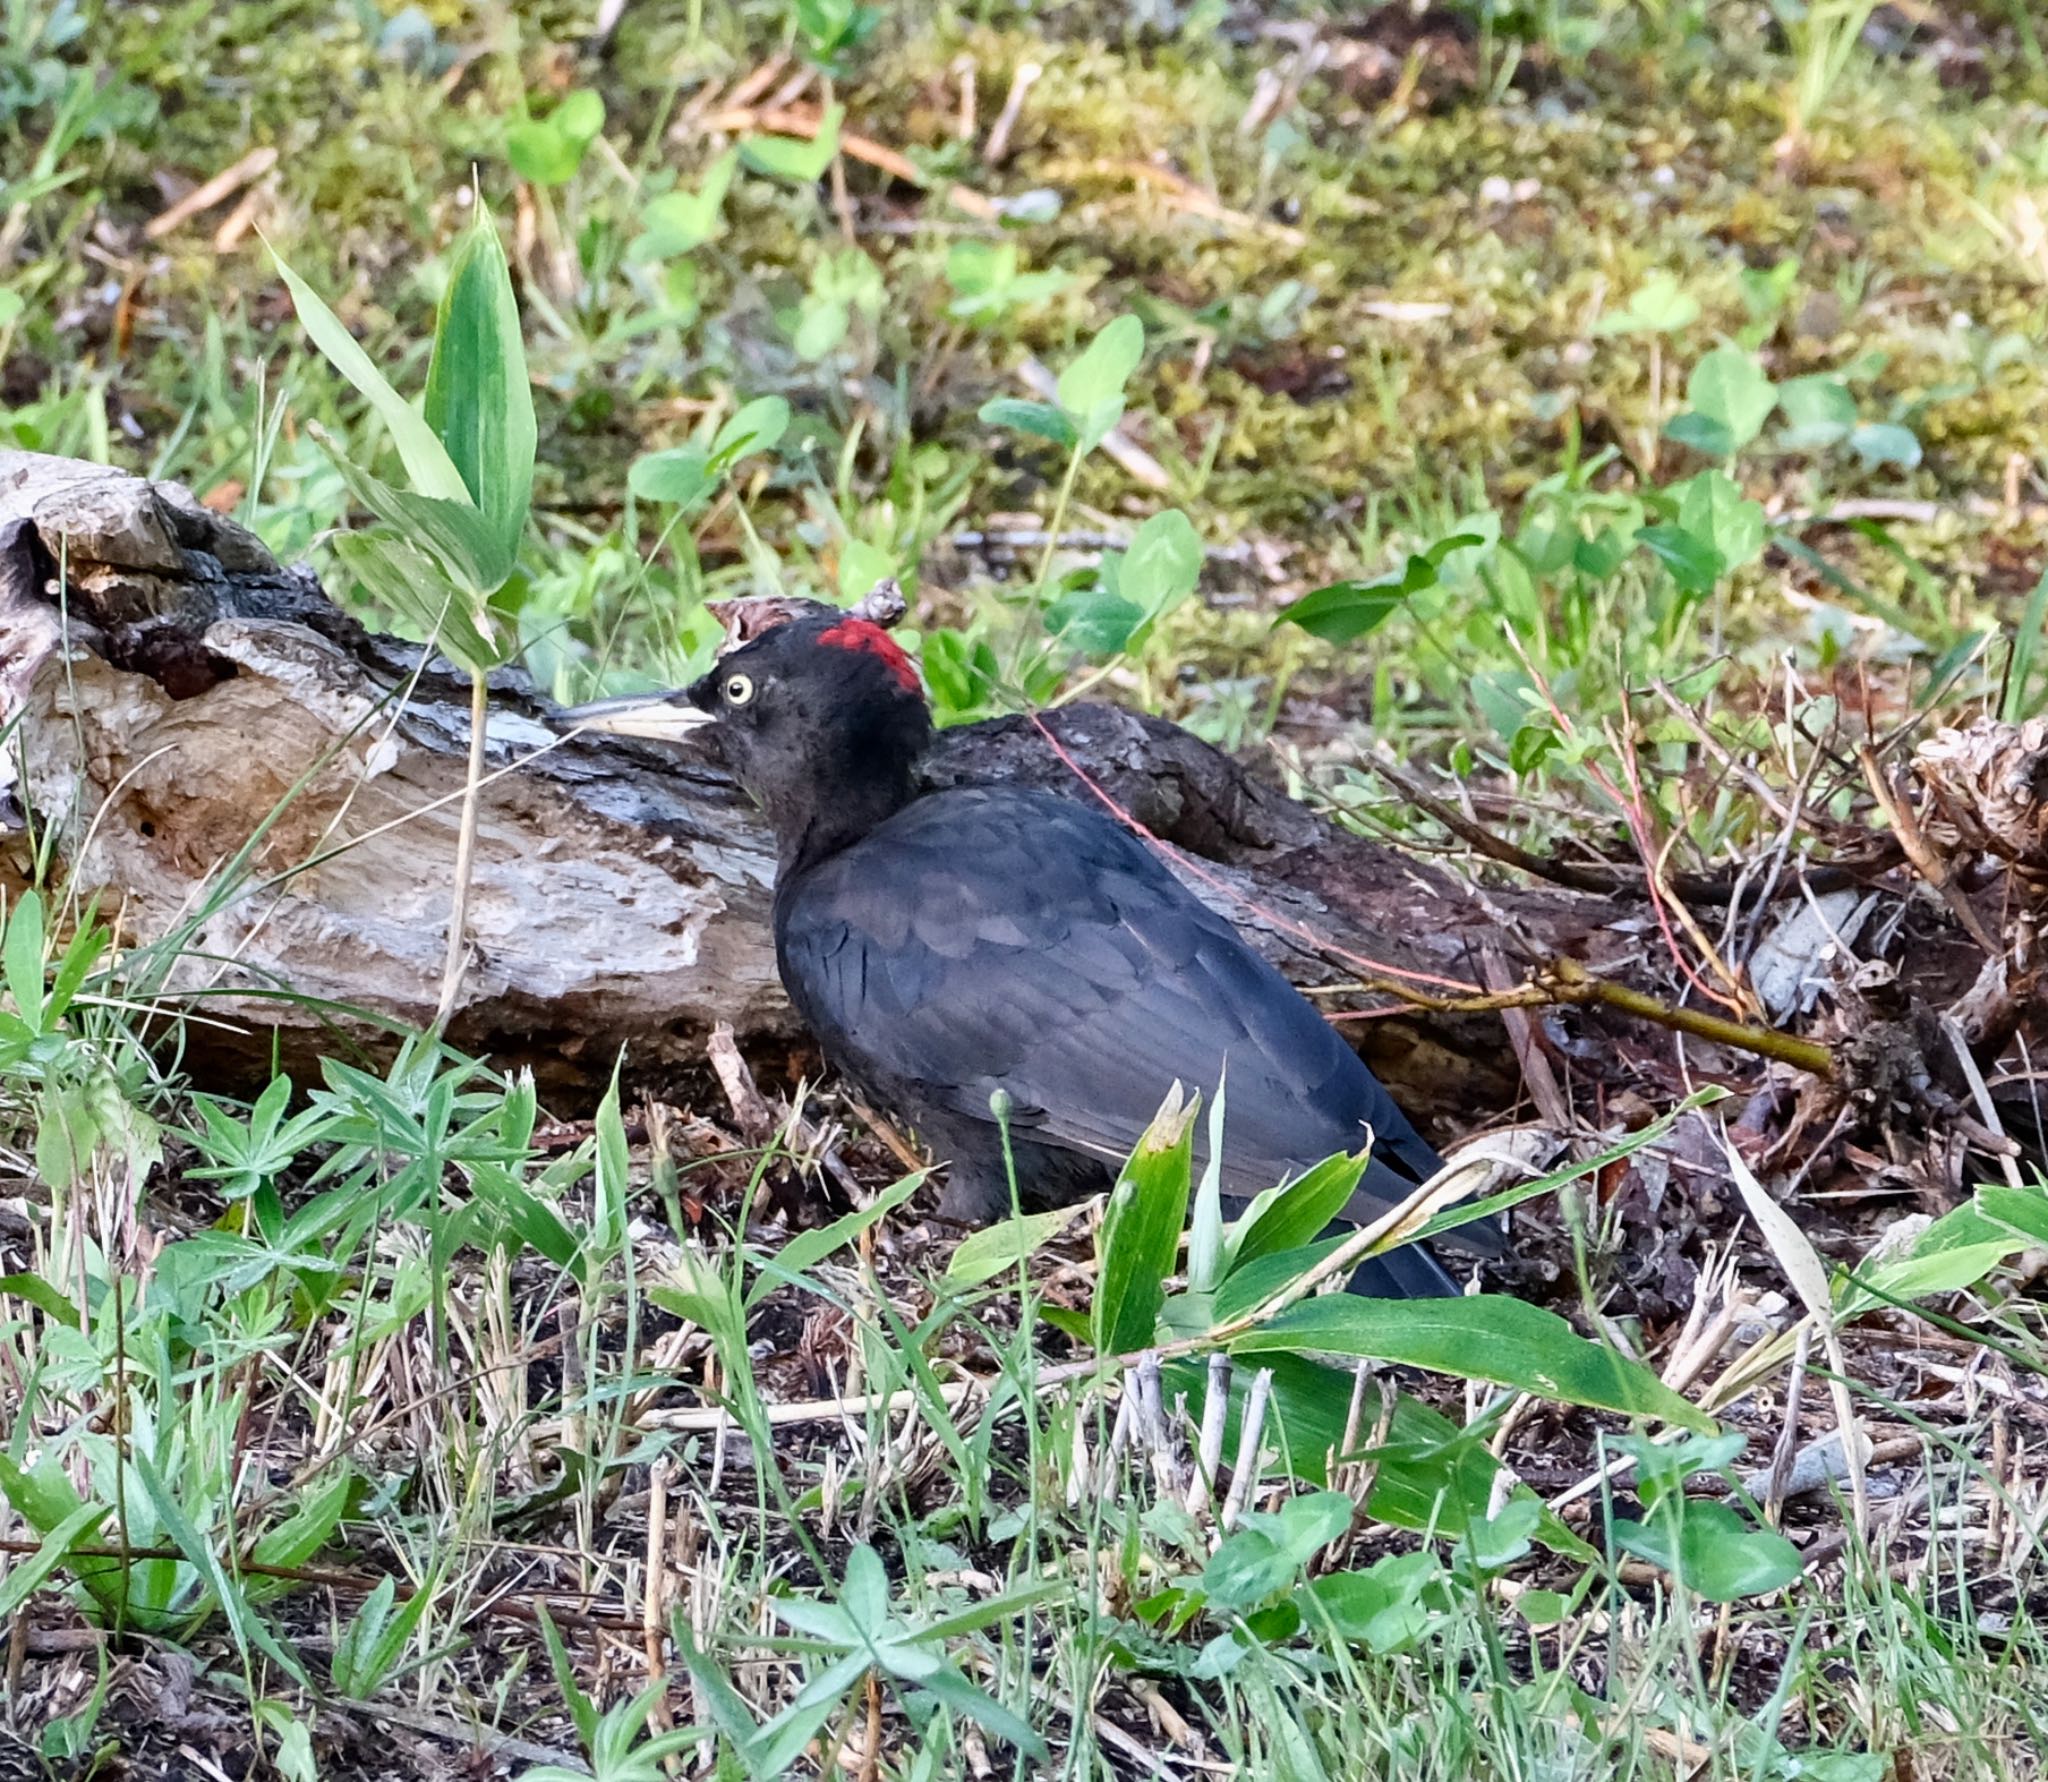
<box><xmin>1859</xmin><ymin>743</ymin><xmax>2002</xmax><ymax>956</ymax></box>
<box><xmin>432</xmin><ymin>668</ymin><xmax>491</xmax><ymax>1034</ymax></box>
<box><xmin>1219</xmin><ymin>1368</ymin><xmax>1274</xmax><ymax>1530</ymax></box>
<box><xmin>1764</xmin><ymin>1325</ymin><xmax>1812</xmax><ymax>1527</ymax></box>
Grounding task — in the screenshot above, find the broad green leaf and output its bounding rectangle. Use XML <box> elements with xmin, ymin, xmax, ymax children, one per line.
<box><xmin>0</xmin><ymin>1502</ymin><xmax>107</xmax><ymax>1621</ymax></box>
<box><xmin>1775</xmin><ymin>374</ymin><xmax>1856</xmax><ymax>450</ymax></box>
<box><xmin>1573</xmin><ymin>525</ymin><xmax>1631</xmax><ymax>579</ymax></box>
<box><xmin>329</xmin><ymin>528</ymin><xmax>504</xmax><ymax>672</ymax></box>
<box><xmin>3</xmin><ymin>888</ymin><xmax>44</xmax><ymax>1030</ymax></box>
<box><xmin>1227</xmin><ymin>1151</ymin><xmax>1370</xmax><ymax>1274</ymax></box>
<box><xmin>1093</xmin><ymin>1087</ymin><xmax>1195</xmax><ymax>1356</ymax></box>
<box><xmin>740</xmin><ymin>103</ymin><xmax>842</xmax><ymax>183</ymax></box>
<box><xmin>1057</xmin><ymin>314</ymin><xmax>1145</xmax><ymax>419</ymax></box>
<box><xmin>1976</xmin><ymin>1184</ymin><xmax>2048</xmax><ymax>1246</ymax></box>
<box><xmin>35</xmin><ymin>1079</ymin><xmax>98</xmax><ymax>1193</ymax></box>
<box><xmin>1673</xmin><ymin>469</ymin><xmax>1766</xmax><ymax>572</ymax></box>
<box><xmin>1613</xmin><ymin>1500</ymin><xmax>1800</xmax><ymax>1601</ymax></box>
<box><xmin>1849</xmin><ymin>421</ymin><xmax>1921</xmax><ymax>468</ymax></box>
<box><xmin>1281</xmin><ymin>577</ymin><xmax>1411</xmax><ymax>644</ymax></box>
<box><xmin>322</xmin><ymin>444</ymin><xmax>513</xmax><ymax>596</ymax></box>
<box><xmin>0</xmin><ymin>1270</ymin><xmax>79</xmax><ymax>1328</ymax></box>
<box><xmin>1203</xmin><ymin>1494</ymin><xmax>1348</xmax><ymax>1612</ymax></box>
<box><xmin>0</xmin><ymin>1454</ymin><xmax>93</xmax><ymax>1540</ymax></box>
<box><xmin>1515</xmin><ymin>1587</ymin><xmax>1575</xmax><ymax>1626</ymax></box>
<box><xmin>1120</xmin><ymin>509</ymin><xmax>1202</xmax><ymax>617</ymax></box>
<box><xmin>1860</xmin><ymin>1239</ymin><xmax>2024</xmax><ymax>1305</ymax></box>
<box><xmin>631</xmin><ymin>150</ymin><xmax>739</xmax><ymax>261</ymax></box>
<box><xmin>1663</xmin><ymin>410</ymin><xmax>1735</xmax><ymax>458</ymax></box>
<box><xmin>1839</xmin><ymin>1197</ymin><xmax>2030</xmax><ymax>1315</ymax></box>
<box><xmin>1279</xmin><ymin>533</ymin><xmax>1482</xmax><ymax>644</ymax></box>
<box><xmin>1685</xmin><ymin>344</ymin><xmax>1776</xmax><ymax>454</ymax></box>
<box><xmin>978</xmin><ymin>397</ymin><xmax>1076</xmax><ymax>447</ymax></box>
<box><xmin>1209</xmin><ymin>1235</ymin><xmax>1349</xmax><ymax>1326</ymax></box>
<box><xmin>628</xmin><ymin>445</ymin><xmax>713</xmax><ymax>509</ymax></box>
<box><xmin>711</xmin><ymin>395</ymin><xmax>791</xmax><ymax>466</ymax></box>
<box><xmin>423</xmin><ymin>208</ymin><xmax>534</xmax><ymax>565</ymax></box>
<box><xmin>945</xmin><ymin>1204</ymin><xmax>1086</xmax><ymax>1288</ymax></box>
<box><xmin>1045</xmin><ymin>585</ymin><xmax>1144</xmax><ymax>657</ymax></box>
<box><xmin>1230</xmin><ymin>1294</ymin><xmax>1715</xmax><ymax>1430</ymax></box>
<box><xmin>270</xmin><ymin>248</ymin><xmax>470</xmax><ymax>504</ymax></box>
<box><xmin>1636</xmin><ymin>522</ymin><xmax>1723</xmax><ymax>595</ymax></box>
<box><xmin>839</xmin><ymin>1543</ymin><xmax>891</xmax><ymax>1636</ymax></box>
<box><xmin>555</xmin><ymin>90</ymin><xmax>608</xmax><ymax>149</ymax></box>
<box><xmin>505</xmin><ymin>89</ymin><xmax>605</xmax><ymax>186</ymax></box>
<box><xmin>1509</xmin><ymin>719</ymin><xmax>1559</xmax><ymax>776</ymax></box>
<box><xmin>1058</xmin><ymin>314</ymin><xmax>1144</xmax><ymax>449</ymax></box>
<box><xmin>1456</xmin><ymin>1495</ymin><xmax>1541</xmax><ymax>1572</ymax></box>
<box><xmin>1299</xmin><ymin>1553</ymin><xmax>1438</xmax><ymax>1653</ymax></box>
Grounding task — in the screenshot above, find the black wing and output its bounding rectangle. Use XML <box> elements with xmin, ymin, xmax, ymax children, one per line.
<box><xmin>775</xmin><ymin>786</ymin><xmax>1446</xmax><ymax>1206</ymax></box>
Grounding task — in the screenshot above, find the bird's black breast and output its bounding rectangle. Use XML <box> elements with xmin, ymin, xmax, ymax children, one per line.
<box><xmin>772</xmin><ymin>785</ymin><xmax>1443</xmax><ymax>1197</ymax></box>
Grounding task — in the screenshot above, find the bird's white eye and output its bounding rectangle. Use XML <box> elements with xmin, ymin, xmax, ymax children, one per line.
<box><xmin>724</xmin><ymin>673</ymin><xmax>755</xmax><ymax>706</ymax></box>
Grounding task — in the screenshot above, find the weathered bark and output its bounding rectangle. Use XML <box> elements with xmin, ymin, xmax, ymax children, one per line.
<box><xmin>0</xmin><ymin>449</ymin><xmax>1887</xmax><ymax>1125</ymax></box>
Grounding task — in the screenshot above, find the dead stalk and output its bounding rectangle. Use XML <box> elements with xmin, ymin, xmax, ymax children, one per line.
<box><xmin>433</xmin><ymin>667</ymin><xmax>491</xmax><ymax>1034</ymax></box>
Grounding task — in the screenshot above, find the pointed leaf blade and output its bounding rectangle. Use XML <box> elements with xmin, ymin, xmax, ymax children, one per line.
<box><xmin>270</xmin><ymin>247</ymin><xmax>470</xmax><ymax>504</ymax></box>
<box><xmin>1231</xmin><ymin>1295</ymin><xmax>1715</xmax><ymax>1430</ymax></box>
<box><xmin>1093</xmin><ymin>1086</ymin><xmax>1196</xmax><ymax>1356</ymax></box>
<box><xmin>423</xmin><ymin>207</ymin><xmax>535</xmax><ymax>565</ymax></box>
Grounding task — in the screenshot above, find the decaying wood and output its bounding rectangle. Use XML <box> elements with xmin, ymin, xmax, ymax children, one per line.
<box><xmin>0</xmin><ymin>450</ymin><xmax>2038</xmax><ymax>1148</ymax></box>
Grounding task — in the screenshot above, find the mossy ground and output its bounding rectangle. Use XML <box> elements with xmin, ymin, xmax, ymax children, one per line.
<box><xmin>12</xmin><ymin>2</ymin><xmax>2043</xmax><ymax>752</ymax></box>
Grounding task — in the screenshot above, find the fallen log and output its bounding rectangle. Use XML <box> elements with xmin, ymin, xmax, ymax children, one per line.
<box><xmin>0</xmin><ymin>449</ymin><xmax>2013</xmax><ymax>1154</ymax></box>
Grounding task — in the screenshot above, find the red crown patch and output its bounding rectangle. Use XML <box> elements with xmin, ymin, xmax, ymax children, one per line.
<box><xmin>817</xmin><ymin>618</ymin><xmax>922</xmax><ymax>696</ymax></box>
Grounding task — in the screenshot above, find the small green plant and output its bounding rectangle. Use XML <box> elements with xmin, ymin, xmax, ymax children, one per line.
<box><xmin>688</xmin><ymin>1544</ymin><xmax>1053</xmax><ymax>1771</ymax></box>
<box><xmin>780</xmin><ymin>245</ymin><xmax>884</xmax><ymax>362</ymax></box>
<box><xmin>328</xmin><ymin>1570</ymin><xmax>442</xmax><ymax>1699</ymax></box>
<box><xmin>274</xmin><ymin>205</ymin><xmax>535</xmax><ymax>1029</ymax></box>
<box><xmin>792</xmin><ymin>0</ymin><xmax>880</xmax><ymax>74</ymax></box>
<box><xmin>1605</xmin><ymin>1431</ymin><xmax>1802</xmax><ymax>1602</ymax></box>
<box><xmin>938</xmin><ymin>315</ymin><xmax>1217</xmax><ymax>719</ymax></box>
<box><xmin>505</xmin><ymin>88</ymin><xmax>606</xmax><ymax>187</ymax></box>
<box><xmin>630</xmin><ymin>148</ymin><xmax>738</xmax><ymax>266</ymax></box>
<box><xmin>527</xmin><ymin>1608</ymin><xmax>705</xmax><ymax>1781</ymax></box>
<box><xmin>1769</xmin><ymin>0</ymin><xmax>1884</xmax><ymax>161</ymax></box>
<box><xmin>943</xmin><ymin>239</ymin><xmax>1077</xmax><ymax>325</ymax></box>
